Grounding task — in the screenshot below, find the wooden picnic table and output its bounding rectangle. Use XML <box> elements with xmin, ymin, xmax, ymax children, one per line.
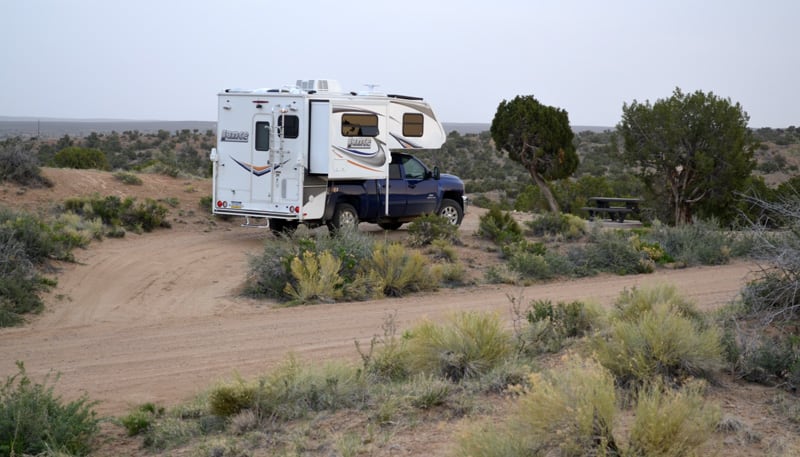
<box><xmin>582</xmin><ymin>197</ymin><xmax>642</xmax><ymax>222</ymax></box>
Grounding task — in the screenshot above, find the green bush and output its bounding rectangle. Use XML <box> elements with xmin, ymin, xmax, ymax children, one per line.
<box><xmin>477</xmin><ymin>207</ymin><xmax>522</xmax><ymax>245</ymax></box>
<box><xmin>405</xmin><ymin>312</ymin><xmax>512</xmax><ymax>381</ymax></box>
<box><xmin>407</xmin><ymin>213</ymin><xmax>461</xmax><ymax>246</ymax></box>
<box><xmin>52</xmin><ymin>146</ymin><xmax>109</xmax><ymax>170</ymax></box>
<box><xmin>208</xmin><ymin>377</ymin><xmax>257</xmax><ymax>418</ymax></box>
<box><xmin>0</xmin><ymin>362</ymin><xmax>99</xmax><ymax>457</ymax></box>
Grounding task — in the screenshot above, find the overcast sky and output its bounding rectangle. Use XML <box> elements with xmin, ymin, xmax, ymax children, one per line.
<box><xmin>1</xmin><ymin>0</ymin><xmax>798</xmax><ymax>127</ymax></box>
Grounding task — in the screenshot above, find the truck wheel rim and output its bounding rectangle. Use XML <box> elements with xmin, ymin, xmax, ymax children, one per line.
<box><xmin>340</xmin><ymin>211</ymin><xmax>357</xmax><ymax>228</ymax></box>
<box><xmin>440</xmin><ymin>206</ymin><xmax>459</xmax><ymax>224</ymax></box>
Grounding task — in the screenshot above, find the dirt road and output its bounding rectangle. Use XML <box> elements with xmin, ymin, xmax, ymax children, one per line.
<box><xmin>0</xmin><ymin>222</ymin><xmax>755</xmax><ymax>416</ymax></box>
<box><xmin>0</xmin><ymin>168</ymin><xmax>757</xmax><ymax>416</ymax></box>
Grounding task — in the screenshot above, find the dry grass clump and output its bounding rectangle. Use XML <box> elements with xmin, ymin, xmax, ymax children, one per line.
<box><xmin>369</xmin><ymin>242</ymin><xmax>437</xmax><ymax>297</ymax></box>
<box><xmin>594</xmin><ymin>285</ymin><xmax>723</xmax><ymax>385</ymax></box>
<box><xmin>405</xmin><ymin>312</ymin><xmax>512</xmax><ymax>382</ymax></box>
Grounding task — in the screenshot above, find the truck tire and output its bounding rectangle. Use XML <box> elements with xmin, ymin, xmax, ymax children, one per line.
<box><xmin>438</xmin><ymin>199</ymin><xmax>463</xmax><ymax>225</ymax></box>
<box><xmin>378</xmin><ymin>221</ymin><xmax>403</xmax><ymax>230</ymax></box>
<box><xmin>328</xmin><ymin>203</ymin><xmax>359</xmax><ymax>232</ymax></box>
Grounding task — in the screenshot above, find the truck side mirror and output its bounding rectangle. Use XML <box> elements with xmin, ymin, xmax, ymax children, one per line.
<box><xmin>432</xmin><ymin>167</ymin><xmax>440</xmax><ymax>180</ymax></box>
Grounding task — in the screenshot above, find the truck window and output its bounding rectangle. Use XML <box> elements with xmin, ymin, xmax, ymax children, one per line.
<box><xmin>402</xmin><ymin>156</ymin><xmax>426</xmax><ymax>180</ymax></box>
<box><xmin>389</xmin><ymin>162</ymin><xmax>401</xmax><ymax>179</ymax></box>
<box><xmin>255</xmin><ymin>121</ymin><xmax>270</xmax><ymax>151</ymax></box>
<box><xmin>278</xmin><ymin>115</ymin><xmax>299</xmax><ymax>138</ymax></box>
<box><xmin>403</xmin><ymin>113</ymin><xmax>424</xmax><ymax>137</ymax></box>
<box><xmin>341</xmin><ymin>114</ymin><xmax>379</xmax><ymax>137</ymax></box>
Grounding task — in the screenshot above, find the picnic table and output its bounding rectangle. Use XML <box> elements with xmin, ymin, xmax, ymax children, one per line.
<box><xmin>582</xmin><ymin>197</ymin><xmax>642</xmax><ymax>222</ymax></box>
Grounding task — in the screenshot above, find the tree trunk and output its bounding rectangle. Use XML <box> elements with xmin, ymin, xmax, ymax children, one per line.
<box><xmin>531</xmin><ymin>170</ymin><xmax>560</xmax><ymax>213</ymax></box>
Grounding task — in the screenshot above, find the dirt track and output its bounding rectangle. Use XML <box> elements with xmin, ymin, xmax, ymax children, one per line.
<box><xmin>0</xmin><ymin>168</ymin><xmax>758</xmax><ymax>416</ymax></box>
<box><xmin>0</xmin><ymin>222</ymin><xmax>755</xmax><ymax>416</ymax></box>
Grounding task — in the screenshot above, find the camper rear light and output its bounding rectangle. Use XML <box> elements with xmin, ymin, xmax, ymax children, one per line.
<box><xmin>289</xmin><ymin>206</ymin><xmax>300</xmax><ymax>214</ymax></box>
<box><xmin>216</xmin><ymin>200</ymin><xmax>226</xmax><ymax>208</ymax></box>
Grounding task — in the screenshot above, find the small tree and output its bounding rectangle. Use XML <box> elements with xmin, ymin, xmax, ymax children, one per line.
<box><xmin>618</xmin><ymin>88</ymin><xmax>756</xmax><ymax>225</ymax></box>
<box><xmin>52</xmin><ymin>146</ymin><xmax>109</xmax><ymax>170</ymax></box>
<box><xmin>491</xmin><ymin>95</ymin><xmax>578</xmax><ymax>213</ymax></box>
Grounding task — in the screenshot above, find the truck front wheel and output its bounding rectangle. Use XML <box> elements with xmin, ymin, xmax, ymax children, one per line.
<box><xmin>438</xmin><ymin>199</ymin><xmax>463</xmax><ymax>226</ymax></box>
<box><xmin>328</xmin><ymin>203</ymin><xmax>359</xmax><ymax>232</ymax></box>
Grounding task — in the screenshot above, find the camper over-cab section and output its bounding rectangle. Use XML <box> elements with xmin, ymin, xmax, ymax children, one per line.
<box><xmin>210</xmin><ymin>80</ymin><xmax>465</xmax><ymax>232</ymax></box>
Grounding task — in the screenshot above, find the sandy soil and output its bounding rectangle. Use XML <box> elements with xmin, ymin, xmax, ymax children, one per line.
<box><xmin>3</xmin><ymin>168</ymin><xmax>796</xmax><ymax>456</ymax></box>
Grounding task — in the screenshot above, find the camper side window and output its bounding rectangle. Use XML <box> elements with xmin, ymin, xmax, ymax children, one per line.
<box><xmin>403</xmin><ymin>113</ymin><xmax>424</xmax><ymax>137</ymax></box>
<box><xmin>341</xmin><ymin>114</ymin><xmax>379</xmax><ymax>137</ymax></box>
<box><xmin>255</xmin><ymin>122</ymin><xmax>270</xmax><ymax>151</ymax></box>
<box><xmin>278</xmin><ymin>115</ymin><xmax>299</xmax><ymax>138</ymax></box>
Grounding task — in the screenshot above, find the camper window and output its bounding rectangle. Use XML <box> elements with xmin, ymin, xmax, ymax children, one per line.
<box><xmin>278</xmin><ymin>115</ymin><xmax>299</xmax><ymax>138</ymax></box>
<box><xmin>403</xmin><ymin>113</ymin><xmax>424</xmax><ymax>137</ymax></box>
<box><xmin>341</xmin><ymin>114</ymin><xmax>379</xmax><ymax>137</ymax></box>
<box><xmin>255</xmin><ymin>122</ymin><xmax>270</xmax><ymax>151</ymax></box>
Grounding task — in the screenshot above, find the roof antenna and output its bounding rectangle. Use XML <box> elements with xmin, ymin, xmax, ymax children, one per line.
<box><xmin>363</xmin><ymin>83</ymin><xmax>380</xmax><ymax>94</ymax></box>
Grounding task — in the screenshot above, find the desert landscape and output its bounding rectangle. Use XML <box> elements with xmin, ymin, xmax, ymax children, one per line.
<box><xmin>2</xmin><ymin>167</ymin><xmax>798</xmax><ymax>456</ymax></box>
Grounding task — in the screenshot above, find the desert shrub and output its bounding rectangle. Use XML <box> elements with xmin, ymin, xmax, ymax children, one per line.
<box><xmin>121</xmin><ymin>402</ymin><xmax>165</xmax><ymax>436</ymax></box>
<box><xmin>426</xmin><ymin>239</ymin><xmax>458</xmax><ymax>262</ymax></box>
<box><xmin>613</xmin><ymin>284</ymin><xmax>706</xmax><ymax>326</ymax></box>
<box><xmin>199</xmin><ymin>195</ymin><xmax>213</xmax><ymax>210</ymax></box>
<box><xmin>208</xmin><ymin>377</ymin><xmax>258</xmax><ymax>418</ymax></box>
<box><xmin>594</xmin><ymin>301</ymin><xmax>723</xmax><ymax>386</ymax></box>
<box><xmin>518</xmin><ymin>299</ymin><xmax>603</xmax><ymax>354</ymax></box>
<box><xmin>113</xmin><ymin>171</ymin><xmax>143</xmax><ymax>185</ymax></box>
<box><xmin>369</xmin><ymin>242</ymin><xmax>434</xmax><ymax>297</ymax></box>
<box><xmin>584</xmin><ymin>228</ymin><xmax>653</xmax><ymax>275</ymax></box>
<box><xmin>0</xmin><ymin>139</ymin><xmax>52</xmax><ymax>187</ymax></box>
<box><xmin>405</xmin><ymin>312</ymin><xmax>512</xmax><ymax>381</ymax></box>
<box><xmin>402</xmin><ymin>373</ymin><xmax>452</xmax><ymax>409</ymax></box>
<box><xmin>63</xmin><ymin>195</ymin><xmax>170</xmax><ymax>233</ymax></box>
<box><xmin>0</xmin><ymin>208</ymin><xmax>68</xmax><ymax>326</ymax></box>
<box><xmin>456</xmin><ymin>356</ymin><xmax>617</xmax><ymax>457</ymax></box>
<box><xmin>303</xmin><ymin>228</ymin><xmax>374</xmax><ymax>283</ymax></box>
<box><xmin>251</xmin><ymin>357</ymin><xmax>367</xmax><ymax>421</ymax></box>
<box><xmin>526</xmin><ymin>212</ymin><xmax>586</xmax><ymax>240</ymax></box>
<box><xmin>244</xmin><ymin>236</ymin><xmax>298</xmax><ymax>300</ymax></box>
<box><xmin>477</xmin><ymin>207</ymin><xmax>522</xmax><ymax>245</ymax></box>
<box><xmin>0</xmin><ymin>362</ymin><xmax>99</xmax><ymax>457</ymax></box>
<box><xmin>283</xmin><ymin>250</ymin><xmax>344</xmax><ymax>304</ymax></box>
<box><xmin>356</xmin><ymin>312</ymin><xmax>411</xmax><ymax>382</ymax></box>
<box><xmin>456</xmin><ymin>357</ymin><xmax>719</xmax><ymax>457</ymax></box>
<box><xmin>644</xmin><ymin>219</ymin><xmax>736</xmax><ymax>266</ymax></box>
<box><xmin>628</xmin><ymin>381</ymin><xmax>720</xmax><ymax>457</ymax></box>
<box><xmin>407</xmin><ymin>213</ymin><xmax>460</xmax><ymax>246</ymax></box>
<box><xmin>52</xmin><ymin>146</ymin><xmax>109</xmax><ymax>170</ymax></box>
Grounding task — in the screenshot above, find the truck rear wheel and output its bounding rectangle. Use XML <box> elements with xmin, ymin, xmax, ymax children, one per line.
<box><xmin>438</xmin><ymin>199</ymin><xmax>463</xmax><ymax>225</ymax></box>
<box><xmin>328</xmin><ymin>203</ymin><xmax>359</xmax><ymax>232</ymax></box>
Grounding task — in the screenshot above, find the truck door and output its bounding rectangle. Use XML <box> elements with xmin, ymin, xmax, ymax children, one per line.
<box><xmin>380</xmin><ymin>161</ymin><xmax>408</xmax><ymax>216</ymax></box>
<box><xmin>392</xmin><ymin>155</ymin><xmax>438</xmax><ymax>217</ymax></box>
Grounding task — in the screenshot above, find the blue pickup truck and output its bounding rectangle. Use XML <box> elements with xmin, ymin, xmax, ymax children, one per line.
<box><xmin>322</xmin><ymin>152</ymin><xmax>466</xmax><ymax>231</ymax></box>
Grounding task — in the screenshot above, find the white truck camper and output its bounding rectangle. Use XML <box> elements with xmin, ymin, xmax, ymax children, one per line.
<box><xmin>210</xmin><ymin>79</ymin><xmax>464</xmax><ymax>232</ymax></box>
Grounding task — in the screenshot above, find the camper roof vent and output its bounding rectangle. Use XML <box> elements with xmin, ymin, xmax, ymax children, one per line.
<box><xmin>295</xmin><ymin>79</ymin><xmax>342</xmax><ymax>93</ymax></box>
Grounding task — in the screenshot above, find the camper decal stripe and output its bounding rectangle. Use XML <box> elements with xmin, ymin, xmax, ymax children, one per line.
<box><xmin>389</xmin><ymin>133</ymin><xmax>421</xmax><ymax>149</ymax></box>
<box><xmin>331</xmin><ymin>139</ymin><xmax>387</xmax><ymax>167</ymax></box>
<box><xmin>230</xmin><ymin>157</ymin><xmax>287</xmax><ymax>176</ymax></box>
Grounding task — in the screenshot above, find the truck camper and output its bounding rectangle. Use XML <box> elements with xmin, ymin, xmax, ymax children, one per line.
<box><xmin>210</xmin><ymin>79</ymin><xmax>466</xmax><ymax>232</ymax></box>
